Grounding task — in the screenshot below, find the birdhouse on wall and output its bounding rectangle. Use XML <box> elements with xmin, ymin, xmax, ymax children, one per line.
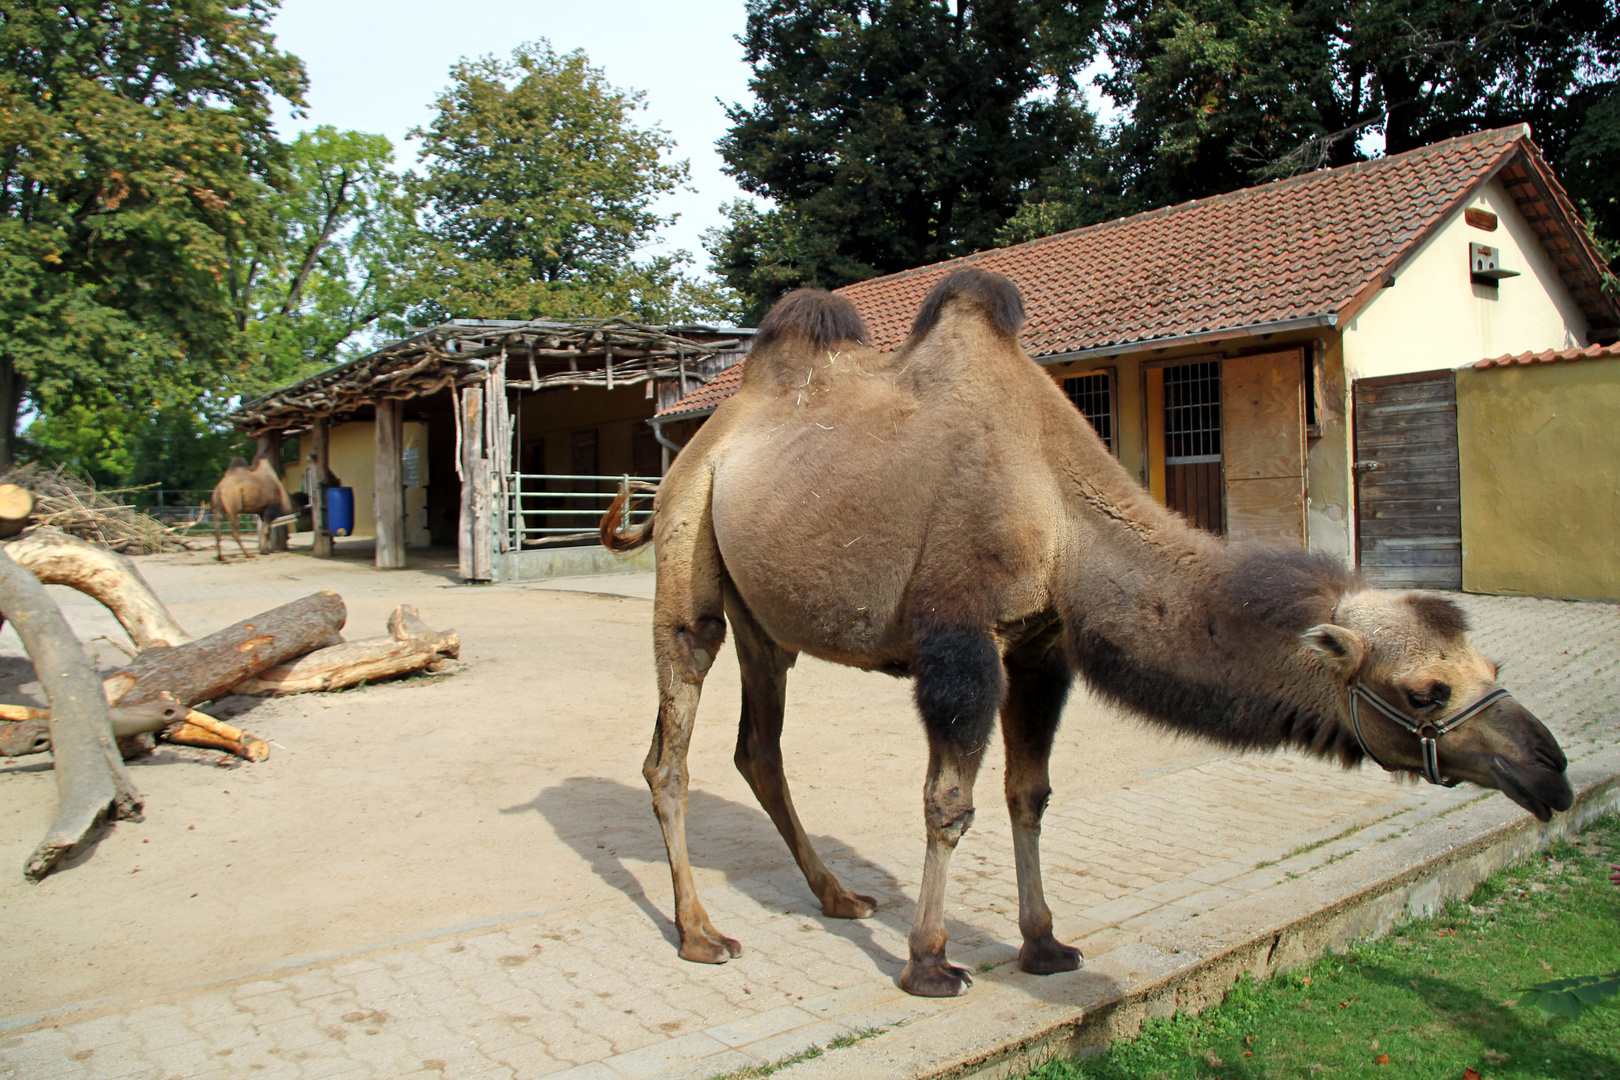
<box><xmin>1470</xmin><ymin>242</ymin><xmax>1520</xmax><ymax>287</ymax></box>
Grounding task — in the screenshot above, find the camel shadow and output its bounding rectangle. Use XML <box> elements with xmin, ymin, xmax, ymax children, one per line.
<box><xmin>508</xmin><ymin>776</ymin><xmax>1008</xmax><ymax>986</ymax></box>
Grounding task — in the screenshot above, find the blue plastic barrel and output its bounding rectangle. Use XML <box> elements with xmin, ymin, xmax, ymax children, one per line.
<box><xmin>326</xmin><ymin>486</ymin><xmax>355</xmax><ymax>537</ymax></box>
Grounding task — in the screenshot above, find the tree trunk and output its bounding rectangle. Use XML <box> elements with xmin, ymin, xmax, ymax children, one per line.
<box><xmin>234</xmin><ymin>604</ymin><xmax>458</xmax><ymax>695</ymax></box>
<box><xmin>102</xmin><ymin>591</ymin><xmax>346</xmax><ymax>708</ymax></box>
<box><xmin>0</xmin><ymin>354</ymin><xmax>24</xmax><ymax>472</ymax></box>
<box><xmin>4</xmin><ymin>527</ymin><xmax>190</xmax><ymax>649</ymax></box>
<box><xmin>0</xmin><ymin>548</ymin><xmax>142</xmax><ymax>881</ymax></box>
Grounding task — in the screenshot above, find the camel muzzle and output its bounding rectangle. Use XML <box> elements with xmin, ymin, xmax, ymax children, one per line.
<box><xmin>1348</xmin><ymin>683</ymin><xmax>1514</xmax><ymax>787</ymax></box>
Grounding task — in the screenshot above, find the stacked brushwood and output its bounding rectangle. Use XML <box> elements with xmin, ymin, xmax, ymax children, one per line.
<box><xmin>0</xmin><ymin>462</ymin><xmax>193</xmax><ymax>554</ymax></box>
<box><xmin>0</xmin><ymin>491</ymin><xmax>460</xmax><ymax>880</ymax></box>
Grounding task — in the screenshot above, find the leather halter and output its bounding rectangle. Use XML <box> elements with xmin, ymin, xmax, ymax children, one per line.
<box><xmin>1348</xmin><ymin>683</ymin><xmax>1512</xmax><ymax>787</ymax></box>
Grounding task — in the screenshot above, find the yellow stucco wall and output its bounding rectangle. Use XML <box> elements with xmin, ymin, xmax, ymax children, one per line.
<box><xmin>1457</xmin><ymin>357</ymin><xmax>1620</xmax><ymax>601</ymax></box>
<box><xmin>1342</xmin><ymin>178</ymin><xmax>1588</xmax><ymax>379</ymax></box>
<box><xmin>284</xmin><ymin>419</ymin><xmax>429</xmax><ymax>543</ymax></box>
<box><xmin>516</xmin><ymin>384</ymin><xmax>657</xmax><ymax>476</ymax></box>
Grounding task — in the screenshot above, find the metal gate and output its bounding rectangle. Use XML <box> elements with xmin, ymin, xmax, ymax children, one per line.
<box><xmin>1353</xmin><ymin>371</ymin><xmax>1462</xmax><ymax>589</ymax></box>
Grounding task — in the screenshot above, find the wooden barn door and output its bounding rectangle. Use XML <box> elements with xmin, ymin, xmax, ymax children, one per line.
<box><xmin>1353</xmin><ymin>371</ymin><xmax>1462</xmax><ymax>589</ymax></box>
<box><xmin>1223</xmin><ymin>350</ymin><xmax>1307</xmax><ymax>547</ymax></box>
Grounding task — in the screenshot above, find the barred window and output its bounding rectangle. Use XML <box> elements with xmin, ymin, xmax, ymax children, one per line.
<box><xmin>1164</xmin><ymin>361</ymin><xmax>1221</xmax><ymax>462</ymax></box>
<box><xmin>1064</xmin><ymin>371</ymin><xmax>1114</xmax><ymax>453</ymax></box>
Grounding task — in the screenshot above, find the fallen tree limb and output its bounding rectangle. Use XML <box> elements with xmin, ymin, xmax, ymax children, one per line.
<box><xmin>4</xmin><ymin>527</ymin><xmax>189</xmax><ymax>649</ymax></box>
<box><xmin>160</xmin><ymin>710</ymin><xmax>270</xmax><ymax>761</ymax></box>
<box><xmin>234</xmin><ymin>604</ymin><xmax>458</xmax><ymax>695</ymax></box>
<box><xmin>0</xmin><ymin>548</ymin><xmax>142</xmax><ymax>881</ymax></box>
<box><xmin>0</xmin><ymin>702</ymin><xmax>270</xmax><ymax>762</ymax></box>
<box><xmin>103</xmin><ymin>591</ymin><xmax>346</xmax><ymax>708</ymax></box>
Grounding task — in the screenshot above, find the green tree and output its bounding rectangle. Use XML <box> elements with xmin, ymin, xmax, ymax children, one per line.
<box><xmin>711</xmin><ymin>0</ymin><xmax>1107</xmax><ymax>321</ymax></box>
<box><xmin>226</xmin><ymin>126</ymin><xmax>428</xmax><ymax>398</ymax></box>
<box><xmin>409</xmin><ymin>41</ymin><xmax>727</xmax><ymax>325</ymax></box>
<box><xmin>0</xmin><ymin>0</ymin><xmax>307</xmax><ymax>468</ymax></box>
<box><xmin>1030</xmin><ymin>0</ymin><xmax>1620</xmax><ymax>257</ymax></box>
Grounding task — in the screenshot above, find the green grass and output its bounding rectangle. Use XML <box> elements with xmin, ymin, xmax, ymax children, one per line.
<box><xmin>707</xmin><ymin>1026</ymin><xmax>887</xmax><ymax>1080</ymax></box>
<box><xmin>1025</xmin><ymin>813</ymin><xmax>1620</xmax><ymax>1080</ymax></box>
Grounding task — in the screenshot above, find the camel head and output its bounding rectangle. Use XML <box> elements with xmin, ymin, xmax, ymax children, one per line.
<box><xmin>1302</xmin><ymin>591</ymin><xmax>1573</xmax><ymax>820</ymax></box>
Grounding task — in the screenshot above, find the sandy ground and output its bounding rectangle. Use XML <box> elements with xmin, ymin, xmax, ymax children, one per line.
<box><xmin>0</xmin><ymin>543</ymin><xmax>1204</xmax><ymax>1023</ymax></box>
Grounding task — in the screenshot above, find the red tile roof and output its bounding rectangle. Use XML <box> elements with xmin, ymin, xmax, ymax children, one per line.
<box><xmin>655</xmin><ymin>359</ymin><xmax>746</xmax><ymax>419</ymax></box>
<box><xmin>840</xmin><ymin>126</ymin><xmax>1616</xmax><ymax>355</ymax></box>
<box><xmin>1475</xmin><ymin>341</ymin><xmax>1620</xmax><ymax>368</ymax></box>
<box><xmin>654</xmin><ymin>126</ymin><xmax>1619</xmax><ymax>420</ymax></box>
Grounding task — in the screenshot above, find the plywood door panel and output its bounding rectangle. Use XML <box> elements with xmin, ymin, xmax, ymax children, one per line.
<box><xmin>1223</xmin><ymin>350</ymin><xmax>1305</xmax><ymax>547</ymax></box>
<box><xmin>1225</xmin><ymin>476</ymin><xmax>1308</xmax><ymax>547</ymax></box>
<box><xmin>1353</xmin><ymin>371</ymin><xmax>1461</xmax><ymax>590</ymax></box>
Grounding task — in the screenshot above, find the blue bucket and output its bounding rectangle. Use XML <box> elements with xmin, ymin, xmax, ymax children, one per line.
<box><xmin>325</xmin><ymin>486</ymin><xmax>355</xmax><ymax>537</ymax></box>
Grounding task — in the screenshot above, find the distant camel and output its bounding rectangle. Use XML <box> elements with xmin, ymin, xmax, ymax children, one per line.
<box><xmin>211</xmin><ymin>456</ymin><xmax>298</xmax><ymax>562</ymax></box>
<box><xmin>601</xmin><ymin>269</ymin><xmax>1572</xmax><ymax>998</ymax></box>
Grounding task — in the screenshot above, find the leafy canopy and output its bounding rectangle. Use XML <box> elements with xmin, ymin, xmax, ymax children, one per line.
<box><xmin>409</xmin><ymin>41</ymin><xmax>734</xmax><ymax>325</ymax></box>
<box><xmin>0</xmin><ymin>0</ymin><xmax>308</xmax><ymax>470</ymax></box>
<box><xmin>711</xmin><ymin>0</ymin><xmax>1106</xmax><ymax>321</ymax></box>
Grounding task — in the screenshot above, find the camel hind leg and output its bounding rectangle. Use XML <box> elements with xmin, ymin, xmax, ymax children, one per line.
<box><xmin>1001</xmin><ymin>626</ymin><xmax>1082</xmax><ymax>975</ymax></box>
<box><xmin>644</xmin><ymin>465</ymin><xmax>737</xmax><ymax>964</ymax></box>
<box><xmin>726</xmin><ymin>586</ymin><xmax>876</xmax><ymax>920</ymax></box>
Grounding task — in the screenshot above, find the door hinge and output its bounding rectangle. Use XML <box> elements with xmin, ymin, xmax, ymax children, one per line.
<box><xmin>1354</xmin><ymin>460</ymin><xmax>1381</xmax><ymax>473</ymax></box>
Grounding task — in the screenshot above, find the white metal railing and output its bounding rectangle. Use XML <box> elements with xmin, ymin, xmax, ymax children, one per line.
<box><xmin>503</xmin><ymin>473</ymin><xmax>659</xmax><ymax>548</ymax></box>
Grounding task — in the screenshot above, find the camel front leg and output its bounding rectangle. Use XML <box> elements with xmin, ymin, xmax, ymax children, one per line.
<box><xmin>902</xmin><ymin>628</ymin><xmax>1003</xmax><ymax>997</ymax></box>
<box><xmin>1002</xmin><ymin>629</ymin><xmax>1082</xmax><ymax>975</ymax></box>
<box><xmin>727</xmin><ymin>587</ymin><xmax>875</xmax><ymax>920</ymax></box>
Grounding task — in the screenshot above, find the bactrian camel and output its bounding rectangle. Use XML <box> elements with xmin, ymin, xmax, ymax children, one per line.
<box><xmin>600</xmin><ymin>268</ymin><xmax>1573</xmax><ymax>998</ymax></box>
<box><xmin>211</xmin><ymin>456</ymin><xmax>299</xmax><ymax>562</ymax></box>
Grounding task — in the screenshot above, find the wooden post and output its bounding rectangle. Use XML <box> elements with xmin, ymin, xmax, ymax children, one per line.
<box><xmin>457</xmin><ymin>386</ymin><xmax>490</xmax><ymax>581</ymax></box>
<box><xmin>375</xmin><ymin>399</ymin><xmax>406</xmax><ymax>569</ymax></box>
<box><xmin>256</xmin><ymin>431</ymin><xmax>289</xmax><ymax>553</ymax></box>
<box><xmin>310</xmin><ymin>417</ymin><xmax>333</xmax><ymax>558</ymax></box>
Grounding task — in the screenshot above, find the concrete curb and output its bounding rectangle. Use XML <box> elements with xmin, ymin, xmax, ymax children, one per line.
<box><xmin>777</xmin><ymin>746</ymin><xmax>1620</xmax><ymax>1080</ymax></box>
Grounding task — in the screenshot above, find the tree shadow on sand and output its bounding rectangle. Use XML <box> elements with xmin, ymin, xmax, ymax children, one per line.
<box><xmin>507</xmin><ymin>776</ymin><xmax>1032</xmax><ymax>988</ymax></box>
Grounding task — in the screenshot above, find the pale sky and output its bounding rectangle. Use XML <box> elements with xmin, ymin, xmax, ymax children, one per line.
<box><xmin>267</xmin><ymin>0</ymin><xmax>760</xmax><ymax>270</ymax></box>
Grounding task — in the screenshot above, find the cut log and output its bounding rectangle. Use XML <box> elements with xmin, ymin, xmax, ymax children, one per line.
<box><xmin>0</xmin><ymin>484</ymin><xmax>35</xmax><ymax>538</ymax></box>
<box><xmin>0</xmin><ymin>548</ymin><xmax>141</xmax><ymax>881</ymax></box>
<box><xmin>235</xmin><ymin>604</ymin><xmax>458</xmax><ymax>695</ymax></box>
<box><xmin>4</xmin><ymin>527</ymin><xmax>189</xmax><ymax>649</ymax></box>
<box><xmin>103</xmin><ymin>591</ymin><xmax>346</xmax><ymax>709</ymax></box>
<box><xmin>2</xmin><ymin>704</ymin><xmax>267</xmax><ymax>762</ymax></box>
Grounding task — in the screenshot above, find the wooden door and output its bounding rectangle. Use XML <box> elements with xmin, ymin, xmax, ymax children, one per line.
<box><xmin>1353</xmin><ymin>372</ymin><xmax>1461</xmax><ymax>589</ymax></box>
<box><xmin>1223</xmin><ymin>350</ymin><xmax>1306</xmax><ymax>547</ymax></box>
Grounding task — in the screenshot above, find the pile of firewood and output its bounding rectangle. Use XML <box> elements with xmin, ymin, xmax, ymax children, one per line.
<box><xmin>0</xmin><ymin>485</ymin><xmax>460</xmax><ymax>880</ymax></box>
<box><xmin>0</xmin><ymin>463</ymin><xmax>193</xmax><ymax>554</ymax></box>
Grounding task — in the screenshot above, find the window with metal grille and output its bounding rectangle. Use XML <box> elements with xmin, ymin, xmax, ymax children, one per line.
<box><xmin>1064</xmin><ymin>372</ymin><xmax>1114</xmax><ymax>453</ymax></box>
<box><xmin>1164</xmin><ymin>361</ymin><xmax>1221</xmax><ymax>462</ymax></box>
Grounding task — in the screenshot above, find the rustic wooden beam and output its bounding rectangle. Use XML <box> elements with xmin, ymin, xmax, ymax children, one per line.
<box><xmin>310</xmin><ymin>417</ymin><xmax>333</xmax><ymax>559</ymax></box>
<box><xmin>375</xmin><ymin>398</ymin><xmax>407</xmax><ymax>569</ymax></box>
<box><xmin>458</xmin><ymin>386</ymin><xmax>492</xmax><ymax>581</ymax></box>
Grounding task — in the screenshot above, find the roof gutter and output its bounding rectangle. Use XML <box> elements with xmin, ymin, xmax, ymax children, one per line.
<box><xmin>1035</xmin><ymin>314</ymin><xmax>1339</xmax><ymax>366</ymax></box>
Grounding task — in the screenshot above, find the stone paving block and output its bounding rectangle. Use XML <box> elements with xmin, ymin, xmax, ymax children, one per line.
<box><xmin>83</xmin><ymin>1046</ymin><xmax>163</xmax><ymax>1080</ymax></box>
<box><xmin>597</xmin><ymin>1031</ymin><xmax>729</xmax><ymax>1079</ymax></box>
<box><xmin>703</xmin><ymin>1004</ymin><xmax>817</xmax><ymax>1047</ymax></box>
<box><xmin>545</xmin><ymin>1064</ymin><xmax>620</xmax><ymax>1080</ymax></box>
<box><xmin>0</xmin><ymin>1028</ymin><xmax>86</xmax><ymax>1080</ymax></box>
<box><xmin>1081</xmin><ymin>892</ymin><xmax>1161</xmax><ymax>926</ymax></box>
<box><xmin>61</xmin><ymin>1016</ymin><xmax>129</xmax><ymax>1052</ymax></box>
<box><xmin>734</xmin><ymin>1019</ymin><xmax>849</xmax><ymax>1066</ymax></box>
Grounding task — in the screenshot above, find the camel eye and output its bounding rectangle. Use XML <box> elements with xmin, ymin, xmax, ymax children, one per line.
<box><xmin>1407</xmin><ymin>683</ymin><xmax>1451</xmax><ymax>711</ymax></box>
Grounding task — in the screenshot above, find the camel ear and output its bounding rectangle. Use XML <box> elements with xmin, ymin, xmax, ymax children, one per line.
<box><xmin>1301</xmin><ymin>624</ymin><xmax>1365</xmax><ymax>673</ymax></box>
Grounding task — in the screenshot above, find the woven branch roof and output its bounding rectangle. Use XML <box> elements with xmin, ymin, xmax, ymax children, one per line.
<box><xmin>231</xmin><ymin>316</ymin><xmax>749</xmax><ymax>435</ymax></box>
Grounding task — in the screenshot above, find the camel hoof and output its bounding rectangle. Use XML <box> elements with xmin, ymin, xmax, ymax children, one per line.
<box><xmin>1019</xmin><ymin>936</ymin><xmax>1083</xmax><ymax>975</ymax></box>
<box><xmin>679</xmin><ymin>931</ymin><xmax>742</xmax><ymax>964</ymax></box>
<box><xmin>900</xmin><ymin>958</ymin><xmax>973</xmax><ymax>997</ymax></box>
<box><xmin>822</xmin><ymin>891</ymin><xmax>877</xmax><ymax>919</ymax></box>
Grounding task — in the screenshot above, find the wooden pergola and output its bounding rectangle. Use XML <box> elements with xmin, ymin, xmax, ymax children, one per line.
<box><xmin>231</xmin><ymin>316</ymin><xmax>745</xmax><ymax>575</ymax></box>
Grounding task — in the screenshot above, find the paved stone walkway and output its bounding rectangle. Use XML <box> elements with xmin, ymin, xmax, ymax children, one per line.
<box><xmin>2</xmin><ymin>588</ymin><xmax>1617</xmax><ymax>1080</ymax></box>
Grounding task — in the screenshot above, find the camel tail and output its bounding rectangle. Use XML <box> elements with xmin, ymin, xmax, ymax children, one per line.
<box><xmin>910</xmin><ymin>267</ymin><xmax>1025</xmax><ymax>340</ymax></box>
<box><xmin>751</xmin><ymin>288</ymin><xmax>869</xmax><ymax>353</ymax></box>
<box><xmin>600</xmin><ymin>477</ymin><xmax>655</xmax><ymax>553</ymax></box>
